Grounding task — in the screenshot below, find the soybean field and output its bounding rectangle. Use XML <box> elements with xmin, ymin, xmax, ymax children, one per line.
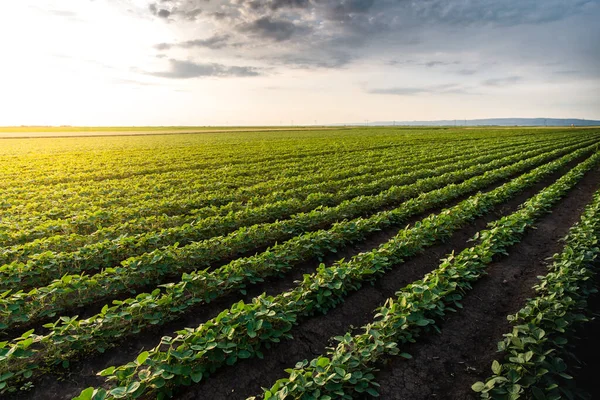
<box><xmin>1</xmin><ymin>127</ymin><xmax>600</xmax><ymax>400</ymax></box>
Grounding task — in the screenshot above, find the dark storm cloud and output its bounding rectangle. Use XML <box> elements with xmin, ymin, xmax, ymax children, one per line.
<box><xmin>151</xmin><ymin>0</ymin><xmax>596</xmax><ymax>31</ymax></box>
<box><xmin>142</xmin><ymin>0</ymin><xmax>600</xmax><ymax>76</ymax></box>
<box><xmin>147</xmin><ymin>59</ymin><xmax>262</xmax><ymax>78</ymax></box>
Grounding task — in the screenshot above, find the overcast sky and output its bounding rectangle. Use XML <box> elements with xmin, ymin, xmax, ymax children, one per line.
<box><xmin>1</xmin><ymin>0</ymin><xmax>599</xmax><ymax>125</ymax></box>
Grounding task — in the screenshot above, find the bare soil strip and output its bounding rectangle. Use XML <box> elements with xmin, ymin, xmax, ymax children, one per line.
<box><xmin>373</xmin><ymin>167</ymin><xmax>600</xmax><ymax>400</ymax></box>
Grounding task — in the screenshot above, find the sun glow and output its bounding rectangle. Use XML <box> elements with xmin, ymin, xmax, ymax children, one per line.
<box><xmin>0</xmin><ymin>1</ymin><xmax>175</xmax><ymax>125</ymax></box>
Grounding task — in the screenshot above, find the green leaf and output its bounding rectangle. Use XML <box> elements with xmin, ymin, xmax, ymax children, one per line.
<box><xmin>21</xmin><ymin>329</ymin><xmax>35</xmax><ymax>339</ymax></box>
<box><xmin>109</xmin><ymin>387</ymin><xmax>128</xmax><ymax>399</ymax></box>
<box><xmin>98</xmin><ymin>367</ymin><xmax>115</xmax><ymax>376</ymax></box>
<box><xmin>238</xmin><ymin>350</ymin><xmax>252</xmax><ymax>359</ymax></box>
<box><xmin>492</xmin><ymin>360</ymin><xmax>502</xmax><ymax>375</ymax></box>
<box><xmin>316</xmin><ymin>357</ymin><xmax>330</xmax><ymax>368</ymax></box>
<box><xmin>136</xmin><ymin>351</ymin><xmax>149</xmax><ymax>365</ymax></box>
<box><xmin>75</xmin><ymin>387</ymin><xmax>94</xmax><ymax>400</ymax></box>
<box><xmin>126</xmin><ymin>382</ymin><xmax>140</xmax><ymax>394</ymax></box>
<box><xmin>365</xmin><ymin>388</ymin><xmax>380</xmax><ymax>397</ymax></box>
<box><xmin>531</xmin><ymin>386</ymin><xmax>546</xmax><ymax>400</ymax></box>
<box><xmin>191</xmin><ymin>371</ymin><xmax>203</xmax><ymax>383</ymax></box>
<box><xmin>472</xmin><ymin>382</ymin><xmax>486</xmax><ymax>392</ymax></box>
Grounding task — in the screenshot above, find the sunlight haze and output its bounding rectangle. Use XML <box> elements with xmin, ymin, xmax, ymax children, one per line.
<box><xmin>2</xmin><ymin>0</ymin><xmax>599</xmax><ymax>126</ymax></box>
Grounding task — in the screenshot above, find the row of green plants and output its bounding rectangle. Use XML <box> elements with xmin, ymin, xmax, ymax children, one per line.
<box><xmin>2</xmin><ymin>138</ymin><xmax>589</xmax><ymax>334</ymax></box>
<box><xmin>246</xmin><ymin>147</ymin><xmax>600</xmax><ymax>400</ymax></box>
<box><xmin>0</xmin><ymin>137</ymin><xmax>520</xmax><ymax>264</ymax></box>
<box><xmin>5</xmin><ymin>127</ymin><xmax>560</xmax><ymax>187</ymax></box>
<box><xmin>0</xmin><ymin>146</ymin><xmax>422</xmax><ymax>257</ymax></box>
<box><xmin>3</xmin><ymin>132</ymin><xmax>560</xmax><ymax>250</ymax></box>
<box><xmin>1</xmin><ymin>140</ymin><xmax>590</xmax><ymax>325</ymax></box>
<box><xmin>0</xmin><ymin>141</ymin><xmax>426</xmax><ymax>243</ymax></box>
<box><xmin>4</xmin><ymin>132</ymin><xmax>585</xmax><ymax>245</ymax></box>
<box><xmin>1</xmin><ymin>137</ymin><xmax>584</xmax><ymax>394</ymax></box>
<box><xmin>1</xmin><ymin>131</ymin><xmax>409</xmax><ymax>190</ymax></box>
<box><xmin>472</xmin><ymin>188</ymin><xmax>600</xmax><ymax>399</ymax></box>
<box><xmin>1</xmin><ymin>138</ymin><xmax>580</xmax><ymax>294</ymax></box>
<box><xmin>68</xmin><ymin>147</ymin><xmax>600</xmax><ymax>399</ymax></box>
<box><xmin>1</xmin><ymin>132</ymin><xmax>426</xmax><ymax>190</ymax></box>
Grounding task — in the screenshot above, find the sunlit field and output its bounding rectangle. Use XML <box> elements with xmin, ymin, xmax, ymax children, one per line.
<box><xmin>1</xmin><ymin>126</ymin><xmax>600</xmax><ymax>400</ymax></box>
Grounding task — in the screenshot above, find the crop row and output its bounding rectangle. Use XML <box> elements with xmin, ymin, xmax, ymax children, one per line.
<box><xmin>0</xmin><ymin>133</ymin><xmax>416</xmax><ymax>188</ymax></box>
<box><xmin>0</xmin><ymin>140</ymin><xmax>428</xmax><ymax>224</ymax></box>
<box><xmin>472</xmin><ymin>188</ymin><xmax>600</xmax><ymax>399</ymax></box>
<box><xmin>0</xmin><ymin>136</ymin><xmax>537</xmax><ymax>263</ymax></box>
<box><xmin>1</xmin><ymin>138</ymin><xmax>592</xmax><ymax>335</ymax></box>
<box><xmin>68</xmin><ymin>147</ymin><xmax>600</xmax><ymax>399</ymax></box>
<box><xmin>3</xmin><ymin>130</ymin><xmax>569</xmax><ymax>246</ymax></box>
<box><xmin>1</xmin><ymin>138</ymin><xmax>584</xmax><ymax>293</ymax></box>
<box><xmin>5</xmin><ymin>134</ymin><xmax>486</xmax><ymax>219</ymax></box>
<box><xmin>1</xmin><ymin>132</ymin><xmax>583</xmax><ymax>241</ymax></box>
<box><xmin>247</xmin><ymin>147</ymin><xmax>600</xmax><ymax>400</ymax></box>
<box><xmin>1</xmin><ymin>138</ymin><xmax>592</xmax><ymax>308</ymax></box>
<box><xmin>0</xmin><ymin>128</ymin><xmax>560</xmax><ymax>187</ymax></box>
<box><xmin>2</xmin><ymin>138</ymin><xmax>594</xmax><ymax>394</ymax></box>
<box><xmin>0</xmin><ymin>143</ymin><xmax>427</xmax><ymax>238</ymax></box>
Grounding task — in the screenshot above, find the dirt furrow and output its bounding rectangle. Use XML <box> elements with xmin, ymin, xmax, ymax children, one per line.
<box><xmin>373</xmin><ymin>167</ymin><xmax>600</xmax><ymax>400</ymax></box>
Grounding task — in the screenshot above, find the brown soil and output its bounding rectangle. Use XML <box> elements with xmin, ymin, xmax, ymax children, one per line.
<box><xmin>168</xmin><ymin>164</ymin><xmax>600</xmax><ymax>399</ymax></box>
<box><xmin>8</xmin><ymin>160</ymin><xmax>598</xmax><ymax>400</ymax></box>
<box><xmin>569</xmin><ymin>271</ymin><xmax>600</xmax><ymax>399</ymax></box>
<box><xmin>372</xmin><ymin>166</ymin><xmax>600</xmax><ymax>400</ymax></box>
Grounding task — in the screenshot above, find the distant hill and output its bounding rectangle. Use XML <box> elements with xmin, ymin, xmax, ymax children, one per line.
<box><xmin>345</xmin><ymin>118</ymin><xmax>600</xmax><ymax>127</ymax></box>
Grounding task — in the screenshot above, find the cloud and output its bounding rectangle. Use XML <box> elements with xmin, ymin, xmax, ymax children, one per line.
<box><xmin>238</xmin><ymin>16</ymin><xmax>308</xmax><ymax>41</ymax></box>
<box><xmin>178</xmin><ymin>8</ymin><xmax>202</xmax><ymax>21</ymax></box>
<box><xmin>326</xmin><ymin>0</ymin><xmax>375</xmax><ymax>21</ymax></box>
<box><xmin>271</xmin><ymin>50</ymin><xmax>355</xmax><ymax>69</ymax></box>
<box><xmin>155</xmin><ymin>35</ymin><xmax>232</xmax><ymax>51</ymax></box>
<box><xmin>268</xmin><ymin>0</ymin><xmax>311</xmax><ymax>11</ymax></box>
<box><xmin>158</xmin><ymin>9</ymin><xmax>171</xmax><ymax>18</ymax></box>
<box><xmin>140</xmin><ymin>0</ymin><xmax>599</xmax><ymax>77</ymax></box>
<box><xmin>368</xmin><ymin>83</ymin><xmax>475</xmax><ymax>95</ymax></box>
<box><xmin>457</xmin><ymin>69</ymin><xmax>478</xmax><ymax>75</ymax></box>
<box><xmin>483</xmin><ymin>76</ymin><xmax>523</xmax><ymax>86</ymax></box>
<box><xmin>148</xmin><ymin>2</ymin><xmax>202</xmax><ymax>20</ymax></box>
<box><xmin>147</xmin><ymin>59</ymin><xmax>262</xmax><ymax>79</ymax></box>
<box><xmin>148</xmin><ymin>4</ymin><xmax>170</xmax><ymax>18</ymax></box>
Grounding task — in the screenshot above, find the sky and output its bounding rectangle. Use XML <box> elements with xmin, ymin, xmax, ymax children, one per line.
<box><xmin>1</xmin><ymin>0</ymin><xmax>599</xmax><ymax>126</ymax></box>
